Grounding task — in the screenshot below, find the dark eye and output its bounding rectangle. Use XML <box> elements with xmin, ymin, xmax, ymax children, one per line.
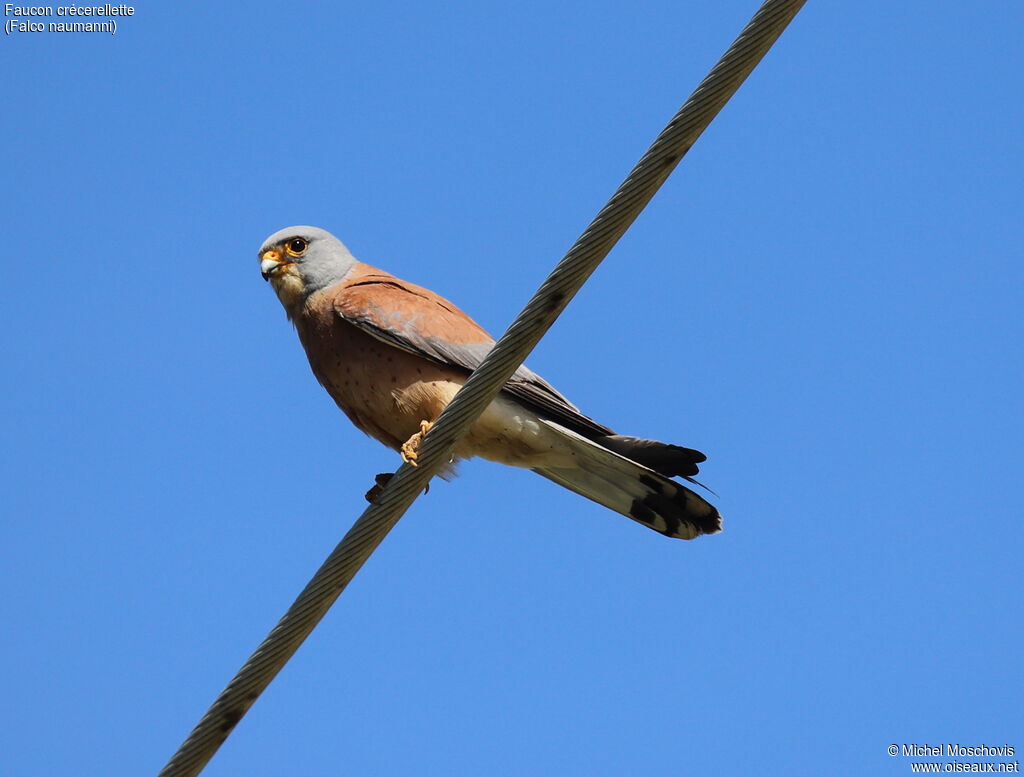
<box><xmin>286</xmin><ymin>237</ymin><xmax>308</xmax><ymax>257</ymax></box>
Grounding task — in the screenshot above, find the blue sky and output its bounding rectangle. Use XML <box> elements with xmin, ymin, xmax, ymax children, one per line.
<box><xmin>3</xmin><ymin>2</ymin><xmax>1021</xmax><ymax>775</ymax></box>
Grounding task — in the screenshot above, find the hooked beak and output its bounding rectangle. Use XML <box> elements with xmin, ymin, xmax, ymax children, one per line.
<box><xmin>260</xmin><ymin>249</ymin><xmax>288</xmax><ymax>281</ymax></box>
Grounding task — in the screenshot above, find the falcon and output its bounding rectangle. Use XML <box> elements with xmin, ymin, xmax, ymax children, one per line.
<box><xmin>259</xmin><ymin>225</ymin><xmax>721</xmax><ymax>540</ymax></box>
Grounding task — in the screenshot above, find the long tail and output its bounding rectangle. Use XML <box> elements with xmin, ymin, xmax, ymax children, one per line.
<box><xmin>531</xmin><ymin>421</ymin><xmax>722</xmax><ymax>540</ymax></box>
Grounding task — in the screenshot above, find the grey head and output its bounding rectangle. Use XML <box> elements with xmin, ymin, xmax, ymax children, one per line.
<box><xmin>258</xmin><ymin>225</ymin><xmax>359</xmax><ymax>313</ymax></box>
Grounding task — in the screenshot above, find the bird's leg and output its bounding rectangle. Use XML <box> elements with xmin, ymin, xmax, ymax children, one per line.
<box><xmin>365</xmin><ymin>420</ymin><xmax>434</xmax><ymax>503</ymax></box>
<box><xmin>400</xmin><ymin>420</ymin><xmax>434</xmax><ymax>466</ymax></box>
<box><xmin>364</xmin><ymin>472</ymin><xmax>394</xmax><ymax>503</ymax></box>
<box><xmin>364</xmin><ymin>471</ymin><xmax>431</xmax><ymax>503</ymax></box>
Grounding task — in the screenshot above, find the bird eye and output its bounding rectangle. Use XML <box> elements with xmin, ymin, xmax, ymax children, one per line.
<box><xmin>285</xmin><ymin>237</ymin><xmax>308</xmax><ymax>257</ymax></box>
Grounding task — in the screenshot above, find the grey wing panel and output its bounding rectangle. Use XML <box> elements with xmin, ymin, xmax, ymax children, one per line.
<box><xmin>336</xmin><ymin>288</ymin><xmax>613</xmax><ymax>439</ymax></box>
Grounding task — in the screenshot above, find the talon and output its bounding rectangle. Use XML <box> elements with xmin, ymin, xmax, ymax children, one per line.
<box><xmin>365</xmin><ymin>472</ymin><xmax>394</xmax><ymax>503</ymax></box>
<box><xmin>400</xmin><ymin>441</ymin><xmax>419</xmax><ymax>466</ymax></box>
<box><xmin>400</xmin><ymin>420</ymin><xmax>434</xmax><ymax>466</ymax></box>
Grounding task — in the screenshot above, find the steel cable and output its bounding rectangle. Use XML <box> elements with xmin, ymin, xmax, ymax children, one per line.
<box><xmin>157</xmin><ymin>1</ymin><xmax>806</xmax><ymax>773</ymax></box>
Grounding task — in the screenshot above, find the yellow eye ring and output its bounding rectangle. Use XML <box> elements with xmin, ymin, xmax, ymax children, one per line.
<box><xmin>285</xmin><ymin>237</ymin><xmax>308</xmax><ymax>257</ymax></box>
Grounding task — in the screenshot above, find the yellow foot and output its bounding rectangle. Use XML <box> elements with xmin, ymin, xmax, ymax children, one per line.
<box><xmin>400</xmin><ymin>420</ymin><xmax>434</xmax><ymax>466</ymax></box>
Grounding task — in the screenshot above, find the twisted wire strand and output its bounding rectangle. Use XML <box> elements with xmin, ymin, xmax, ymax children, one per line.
<box><xmin>158</xmin><ymin>1</ymin><xmax>805</xmax><ymax>774</ymax></box>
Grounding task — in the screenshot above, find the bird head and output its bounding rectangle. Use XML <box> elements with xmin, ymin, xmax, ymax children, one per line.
<box><xmin>258</xmin><ymin>226</ymin><xmax>358</xmax><ymax>314</ymax></box>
